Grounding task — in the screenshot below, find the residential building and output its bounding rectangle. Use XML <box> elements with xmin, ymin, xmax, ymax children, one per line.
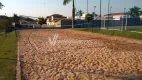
<box><xmin>20</xmin><ymin>17</ymin><xmax>40</xmax><ymax>28</ymax></box>
<box><xmin>45</xmin><ymin>14</ymin><xmax>67</xmax><ymax>26</ymax></box>
<box><xmin>103</xmin><ymin>12</ymin><xmax>131</xmax><ymax>20</ymax></box>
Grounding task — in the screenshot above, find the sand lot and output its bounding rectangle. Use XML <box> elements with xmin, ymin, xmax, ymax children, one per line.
<box><xmin>19</xmin><ymin>29</ymin><xmax>142</xmax><ymax>80</ymax></box>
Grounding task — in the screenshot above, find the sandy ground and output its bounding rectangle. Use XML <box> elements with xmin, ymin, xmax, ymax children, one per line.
<box><xmin>19</xmin><ymin>29</ymin><xmax>142</xmax><ymax>80</ymax></box>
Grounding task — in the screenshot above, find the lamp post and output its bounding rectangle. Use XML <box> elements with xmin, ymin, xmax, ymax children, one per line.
<box><xmin>110</xmin><ymin>6</ymin><xmax>112</xmax><ymax>27</ymax></box>
<box><xmin>107</xmin><ymin>0</ymin><xmax>110</xmax><ymax>29</ymax></box>
<box><xmin>110</xmin><ymin>6</ymin><xmax>112</xmax><ymax>15</ymax></box>
<box><xmin>124</xmin><ymin>8</ymin><xmax>127</xmax><ymax>31</ymax></box>
<box><xmin>99</xmin><ymin>0</ymin><xmax>102</xmax><ymax>30</ymax></box>
<box><xmin>94</xmin><ymin>6</ymin><xmax>96</xmax><ymax>20</ymax></box>
<box><xmin>87</xmin><ymin>0</ymin><xmax>88</xmax><ymax>14</ymax></box>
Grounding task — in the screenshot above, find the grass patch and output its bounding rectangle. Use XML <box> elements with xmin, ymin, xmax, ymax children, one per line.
<box><xmin>0</xmin><ymin>32</ymin><xmax>17</xmax><ymax>80</ymax></box>
<box><xmin>108</xmin><ymin>26</ymin><xmax>142</xmax><ymax>32</ymax></box>
<box><xmin>71</xmin><ymin>28</ymin><xmax>142</xmax><ymax>40</ymax></box>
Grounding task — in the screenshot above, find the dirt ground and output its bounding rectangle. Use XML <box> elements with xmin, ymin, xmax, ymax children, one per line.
<box><xmin>19</xmin><ymin>29</ymin><xmax>142</xmax><ymax>80</ymax></box>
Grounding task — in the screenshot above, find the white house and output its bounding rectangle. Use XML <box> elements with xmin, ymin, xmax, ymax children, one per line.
<box><xmin>103</xmin><ymin>12</ymin><xmax>131</xmax><ymax>20</ymax></box>
<box><xmin>45</xmin><ymin>14</ymin><xmax>67</xmax><ymax>27</ymax></box>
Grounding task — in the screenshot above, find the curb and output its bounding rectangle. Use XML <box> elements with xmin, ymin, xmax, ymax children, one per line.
<box><xmin>16</xmin><ymin>41</ymin><xmax>21</xmax><ymax>80</ymax></box>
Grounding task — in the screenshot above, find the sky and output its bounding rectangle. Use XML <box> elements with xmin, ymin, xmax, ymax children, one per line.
<box><xmin>0</xmin><ymin>0</ymin><xmax>142</xmax><ymax>18</ymax></box>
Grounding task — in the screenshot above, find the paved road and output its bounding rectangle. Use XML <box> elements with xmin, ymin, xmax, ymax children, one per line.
<box><xmin>19</xmin><ymin>29</ymin><xmax>142</xmax><ymax>80</ymax></box>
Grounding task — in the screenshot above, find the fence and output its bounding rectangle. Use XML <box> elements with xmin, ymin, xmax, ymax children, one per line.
<box><xmin>60</xmin><ymin>20</ymin><xmax>101</xmax><ymax>29</ymax></box>
<box><xmin>60</xmin><ymin>18</ymin><xmax>142</xmax><ymax>32</ymax></box>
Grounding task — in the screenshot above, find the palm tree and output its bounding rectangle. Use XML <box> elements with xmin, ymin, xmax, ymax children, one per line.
<box><xmin>77</xmin><ymin>10</ymin><xmax>84</xmax><ymax>19</ymax></box>
<box><xmin>63</xmin><ymin>0</ymin><xmax>75</xmax><ymax>28</ymax></box>
<box><xmin>129</xmin><ymin>6</ymin><xmax>142</xmax><ymax>18</ymax></box>
<box><xmin>0</xmin><ymin>2</ymin><xmax>4</xmax><ymax>9</ymax></box>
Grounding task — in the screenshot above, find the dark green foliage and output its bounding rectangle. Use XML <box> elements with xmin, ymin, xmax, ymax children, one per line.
<box><xmin>129</xmin><ymin>6</ymin><xmax>142</xmax><ymax>18</ymax></box>
<box><xmin>85</xmin><ymin>13</ymin><xmax>93</xmax><ymax>22</ymax></box>
<box><xmin>38</xmin><ymin>17</ymin><xmax>44</xmax><ymax>25</ymax></box>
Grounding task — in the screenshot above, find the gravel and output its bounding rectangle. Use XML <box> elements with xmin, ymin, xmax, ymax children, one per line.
<box><xmin>19</xmin><ymin>29</ymin><xmax>142</xmax><ymax>80</ymax></box>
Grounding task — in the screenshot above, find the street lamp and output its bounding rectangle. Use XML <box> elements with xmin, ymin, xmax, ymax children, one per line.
<box><xmin>94</xmin><ymin>6</ymin><xmax>96</xmax><ymax>19</ymax></box>
<box><xmin>124</xmin><ymin>8</ymin><xmax>127</xmax><ymax>31</ymax></box>
<box><xmin>124</xmin><ymin>8</ymin><xmax>126</xmax><ymax>14</ymax></box>
<box><xmin>99</xmin><ymin>0</ymin><xmax>102</xmax><ymax>30</ymax></box>
<box><xmin>87</xmin><ymin>0</ymin><xmax>88</xmax><ymax>14</ymax></box>
<box><xmin>110</xmin><ymin>6</ymin><xmax>112</xmax><ymax>15</ymax></box>
<box><xmin>107</xmin><ymin>0</ymin><xmax>110</xmax><ymax>29</ymax></box>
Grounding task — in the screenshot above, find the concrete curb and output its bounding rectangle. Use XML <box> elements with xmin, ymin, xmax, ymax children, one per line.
<box><xmin>16</xmin><ymin>41</ymin><xmax>21</xmax><ymax>80</ymax></box>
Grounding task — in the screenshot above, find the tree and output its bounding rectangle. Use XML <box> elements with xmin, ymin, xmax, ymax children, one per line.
<box><xmin>77</xmin><ymin>10</ymin><xmax>84</xmax><ymax>19</ymax></box>
<box><xmin>13</xmin><ymin>14</ymin><xmax>20</xmax><ymax>37</ymax></box>
<box><xmin>38</xmin><ymin>17</ymin><xmax>44</xmax><ymax>26</ymax></box>
<box><xmin>63</xmin><ymin>0</ymin><xmax>75</xmax><ymax>28</ymax></box>
<box><xmin>92</xmin><ymin>12</ymin><xmax>98</xmax><ymax>17</ymax></box>
<box><xmin>129</xmin><ymin>6</ymin><xmax>142</xmax><ymax>18</ymax></box>
<box><xmin>0</xmin><ymin>2</ymin><xmax>4</xmax><ymax>10</ymax></box>
<box><xmin>85</xmin><ymin>13</ymin><xmax>93</xmax><ymax>22</ymax></box>
<box><xmin>13</xmin><ymin>14</ymin><xmax>20</xmax><ymax>27</ymax></box>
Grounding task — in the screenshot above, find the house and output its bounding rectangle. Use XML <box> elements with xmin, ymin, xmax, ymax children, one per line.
<box><xmin>140</xmin><ymin>14</ymin><xmax>142</xmax><ymax>19</ymax></box>
<box><xmin>103</xmin><ymin>12</ymin><xmax>131</xmax><ymax>20</ymax></box>
<box><xmin>45</xmin><ymin>14</ymin><xmax>67</xmax><ymax>26</ymax></box>
<box><xmin>20</xmin><ymin>17</ymin><xmax>40</xmax><ymax>28</ymax></box>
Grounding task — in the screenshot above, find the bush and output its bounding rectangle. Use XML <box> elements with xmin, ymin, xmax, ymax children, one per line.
<box><xmin>0</xmin><ymin>19</ymin><xmax>12</xmax><ymax>31</ymax></box>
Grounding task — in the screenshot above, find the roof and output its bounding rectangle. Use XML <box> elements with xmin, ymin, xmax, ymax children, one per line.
<box><xmin>46</xmin><ymin>14</ymin><xmax>67</xmax><ymax>19</ymax></box>
<box><xmin>104</xmin><ymin>12</ymin><xmax>129</xmax><ymax>16</ymax></box>
<box><xmin>24</xmin><ymin>18</ymin><xmax>36</xmax><ymax>22</ymax></box>
<box><xmin>51</xmin><ymin>14</ymin><xmax>66</xmax><ymax>18</ymax></box>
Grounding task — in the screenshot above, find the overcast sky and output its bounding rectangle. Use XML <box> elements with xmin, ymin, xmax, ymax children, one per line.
<box><xmin>0</xmin><ymin>0</ymin><xmax>142</xmax><ymax>17</ymax></box>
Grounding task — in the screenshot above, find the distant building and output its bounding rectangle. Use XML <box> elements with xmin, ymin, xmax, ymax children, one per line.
<box><xmin>20</xmin><ymin>17</ymin><xmax>40</xmax><ymax>28</ymax></box>
<box><xmin>75</xmin><ymin>13</ymin><xmax>100</xmax><ymax>20</ymax></box>
<box><xmin>103</xmin><ymin>12</ymin><xmax>131</xmax><ymax>20</ymax></box>
<box><xmin>45</xmin><ymin>14</ymin><xmax>67</xmax><ymax>26</ymax></box>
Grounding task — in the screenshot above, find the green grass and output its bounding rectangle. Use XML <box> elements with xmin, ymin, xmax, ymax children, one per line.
<box><xmin>0</xmin><ymin>32</ymin><xmax>17</xmax><ymax>80</ymax></box>
<box><xmin>71</xmin><ymin>28</ymin><xmax>142</xmax><ymax>40</ymax></box>
<box><xmin>107</xmin><ymin>26</ymin><xmax>142</xmax><ymax>32</ymax></box>
<box><xmin>127</xmin><ymin>26</ymin><xmax>142</xmax><ymax>32</ymax></box>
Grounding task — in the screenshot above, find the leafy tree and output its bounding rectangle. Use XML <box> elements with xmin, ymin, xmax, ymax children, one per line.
<box><xmin>129</xmin><ymin>6</ymin><xmax>142</xmax><ymax>18</ymax></box>
<box><xmin>0</xmin><ymin>2</ymin><xmax>4</xmax><ymax>10</ymax></box>
<box><xmin>38</xmin><ymin>17</ymin><xmax>44</xmax><ymax>25</ymax></box>
<box><xmin>63</xmin><ymin>0</ymin><xmax>75</xmax><ymax>28</ymax></box>
<box><xmin>13</xmin><ymin>14</ymin><xmax>20</xmax><ymax>27</ymax></box>
<box><xmin>92</xmin><ymin>12</ymin><xmax>98</xmax><ymax>17</ymax></box>
<box><xmin>85</xmin><ymin>13</ymin><xmax>93</xmax><ymax>22</ymax></box>
<box><xmin>0</xmin><ymin>19</ymin><xmax>12</xmax><ymax>36</ymax></box>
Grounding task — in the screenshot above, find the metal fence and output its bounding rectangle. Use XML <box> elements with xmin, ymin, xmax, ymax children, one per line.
<box><xmin>102</xmin><ymin>18</ymin><xmax>142</xmax><ymax>32</ymax></box>
<box><xmin>60</xmin><ymin>18</ymin><xmax>142</xmax><ymax>33</ymax></box>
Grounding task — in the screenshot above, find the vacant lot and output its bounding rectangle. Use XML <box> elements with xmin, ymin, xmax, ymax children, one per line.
<box><xmin>19</xmin><ymin>29</ymin><xmax>142</xmax><ymax>80</ymax></box>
